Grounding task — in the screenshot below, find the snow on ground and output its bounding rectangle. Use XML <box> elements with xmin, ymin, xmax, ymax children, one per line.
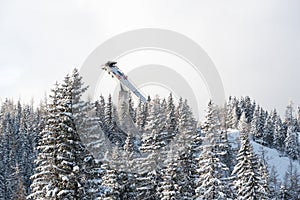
<box><xmin>227</xmin><ymin>129</ymin><xmax>300</xmax><ymax>182</ymax></box>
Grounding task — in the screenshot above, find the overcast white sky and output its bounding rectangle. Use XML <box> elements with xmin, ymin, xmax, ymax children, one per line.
<box><xmin>0</xmin><ymin>0</ymin><xmax>299</xmax><ymax>115</ymax></box>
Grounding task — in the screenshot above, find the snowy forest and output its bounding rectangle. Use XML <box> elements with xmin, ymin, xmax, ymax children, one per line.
<box><xmin>0</xmin><ymin>68</ymin><xmax>299</xmax><ymax>200</ymax></box>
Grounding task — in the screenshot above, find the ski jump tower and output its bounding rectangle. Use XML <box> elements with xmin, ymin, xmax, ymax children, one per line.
<box><xmin>102</xmin><ymin>61</ymin><xmax>146</xmax><ymax>137</ymax></box>
<box><xmin>102</xmin><ymin>61</ymin><xmax>147</xmax><ymax>103</ymax></box>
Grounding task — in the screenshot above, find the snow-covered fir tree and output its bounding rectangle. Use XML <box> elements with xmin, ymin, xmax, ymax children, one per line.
<box><xmin>263</xmin><ymin>115</ymin><xmax>275</xmax><ymax>147</ymax></box>
<box><xmin>29</xmin><ymin>71</ymin><xmax>104</xmax><ymax>199</ymax></box>
<box><xmin>95</xmin><ymin>95</ymin><xmax>106</xmax><ymax>129</ymax></box>
<box><xmin>273</xmin><ymin>116</ymin><xmax>286</xmax><ymax>154</ymax></box>
<box><xmin>140</xmin><ymin>96</ymin><xmax>166</xmax><ymax>152</ymax></box>
<box><xmin>158</xmin><ymin>146</ymin><xmax>179</xmax><ymax>200</ymax></box>
<box><xmin>28</xmin><ymin>84</ymin><xmax>61</xmax><ymax>199</ymax></box>
<box><xmin>269</xmin><ymin>165</ymin><xmax>280</xmax><ymax>199</ymax></box>
<box><xmin>101</xmin><ymin>162</ymin><xmax>120</xmax><ymax>200</ymax></box>
<box><xmin>284</xmin><ymin>125</ymin><xmax>299</xmax><ymax>160</ymax></box>
<box><xmin>232</xmin><ymin>132</ymin><xmax>267</xmax><ymax>200</ymax></box>
<box><xmin>195</xmin><ymin>101</ymin><xmax>233</xmax><ymax>200</ymax></box>
<box><xmin>165</xmin><ymin>93</ymin><xmax>177</xmax><ymax>136</ymax></box>
<box><xmin>280</xmin><ymin>160</ymin><xmax>300</xmax><ymax>200</ymax></box>
<box><xmin>174</xmin><ymin>99</ymin><xmax>197</xmax><ymax>199</ymax></box>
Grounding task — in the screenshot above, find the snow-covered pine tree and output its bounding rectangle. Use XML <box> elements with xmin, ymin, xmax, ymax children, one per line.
<box><xmin>19</xmin><ymin>104</ymin><xmax>39</xmax><ymax>196</ymax></box>
<box><xmin>166</xmin><ymin>93</ymin><xmax>177</xmax><ymax>136</ymax></box>
<box><xmin>69</xmin><ymin>69</ymin><xmax>105</xmax><ymax>160</ymax></box>
<box><xmin>135</xmin><ymin>168</ymin><xmax>159</xmax><ymax>200</ymax></box>
<box><xmin>159</xmin><ymin>98</ymin><xmax>175</xmax><ymax>147</ymax></box>
<box><xmin>195</xmin><ymin>100</ymin><xmax>233</xmax><ymax>200</ymax></box>
<box><xmin>101</xmin><ymin>162</ymin><xmax>121</xmax><ymax>200</ymax></box>
<box><xmin>258</xmin><ymin>159</ymin><xmax>271</xmax><ymax>199</ymax></box>
<box><xmin>28</xmin><ymin>83</ymin><xmax>61</xmax><ymax>199</ymax></box>
<box><xmin>105</xmin><ymin>94</ymin><xmax>114</xmax><ymax>131</ymax></box>
<box><xmin>29</xmin><ymin>72</ymin><xmax>104</xmax><ymax>199</ymax></box>
<box><xmin>195</xmin><ymin>133</ymin><xmax>231</xmax><ymax>200</ymax></box>
<box><xmin>95</xmin><ymin>95</ymin><xmax>106</xmax><ymax>129</ymax></box>
<box><xmin>174</xmin><ymin>99</ymin><xmax>197</xmax><ymax>199</ymax></box>
<box><xmin>227</xmin><ymin>96</ymin><xmax>239</xmax><ymax>129</ymax></box>
<box><xmin>269</xmin><ymin>166</ymin><xmax>280</xmax><ymax>199</ymax></box>
<box><xmin>263</xmin><ymin>115</ymin><xmax>275</xmax><ymax>147</ymax></box>
<box><xmin>238</xmin><ymin>112</ymin><xmax>250</xmax><ymax>134</ymax></box>
<box><xmin>243</xmin><ymin>96</ymin><xmax>254</xmax><ymax>123</ymax></box>
<box><xmin>252</xmin><ymin>106</ymin><xmax>267</xmax><ymax>142</ymax></box>
<box><xmin>201</xmin><ymin>100</ymin><xmax>220</xmax><ymax>134</ymax></box>
<box><xmin>281</xmin><ymin>160</ymin><xmax>300</xmax><ymax>200</ymax></box>
<box><xmin>54</xmin><ymin>74</ymin><xmax>87</xmax><ymax>199</ymax></box>
<box><xmin>284</xmin><ymin>125</ymin><xmax>299</xmax><ymax>160</ymax></box>
<box><xmin>159</xmin><ymin>98</ymin><xmax>168</xmax><ymax>134</ymax></box>
<box><xmin>232</xmin><ymin>132</ymin><xmax>265</xmax><ymax>200</ymax></box>
<box><xmin>234</xmin><ymin>98</ymin><xmax>242</xmax><ymax>122</ymax></box>
<box><xmin>69</xmin><ymin>68</ymin><xmax>88</xmax><ymax>131</ymax></box>
<box><xmin>103</xmin><ymin>94</ymin><xmax>127</xmax><ymax>146</ymax></box>
<box><xmin>175</xmin><ymin>97</ymin><xmax>183</xmax><ymax>120</ymax></box>
<box><xmin>218</xmin><ymin>129</ymin><xmax>235</xmax><ymax>173</ymax></box>
<box><xmin>136</xmin><ymin>96</ymin><xmax>169</xmax><ymax>200</ymax></box>
<box><xmin>284</xmin><ymin>101</ymin><xmax>294</xmax><ymax>126</ymax></box>
<box><xmin>140</xmin><ymin>96</ymin><xmax>165</xmax><ymax>152</ymax></box>
<box><xmin>83</xmin><ymin>156</ymin><xmax>105</xmax><ymax>199</ymax></box>
<box><xmin>0</xmin><ymin>101</ymin><xmax>25</xmax><ymax>199</ymax></box>
<box><xmin>80</xmin><ymin>99</ymin><xmax>108</xmax><ymax>160</ymax></box>
<box><xmin>273</xmin><ymin>116</ymin><xmax>286</xmax><ymax>154</ymax></box>
<box><xmin>250</xmin><ymin>105</ymin><xmax>259</xmax><ymax>140</ymax></box>
<box><xmin>135</xmin><ymin>99</ymin><xmax>145</xmax><ymax>132</ymax></box>
<box><xmin>14</xmin><ymin>164</ymin><xmax>27</xmax><ymax>200</ymax></box>
<box><xmin>158</xmin><ymin>146</ymin><xmax>179</xmax><ymax>200</ymax></box>
<box><xmin>128</xmin><ymin>93</ymin><xmax>136</xmax><ymax>123</ymax></box>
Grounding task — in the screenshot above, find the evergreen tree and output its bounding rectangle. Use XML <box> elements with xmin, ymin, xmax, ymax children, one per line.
<box><xmin>227</xmin><ymin>97</ymin><xmax>239</xmax><ymax>129</ymax></box>
<box><xmin>173</xmin><ymin>99</ymin><xmax>199</xmax><ymax>199</ymax></box>
<box><xmin>201</xmin><ymin>100</ymin><xmax>220</xmax><ymax>133</ymax></box>
<box><xmin>238</xmin><ymin>112</ymin><xmax>250</xmax><ymax>134</ymax></box>
<box><xmin>135</xmin><ymin>99</ymin><xmax>145</xmax><ymax>132</ymax></box>
<box><xmin>274</xmin><ymin>117</ymin><xmax>286</xmax><ymax>154</ymax></box>
<box><xmin>195</xmin><ymin>101</ymin><xmax>232</xmax><ymax>200</ymax></box>
<box><xmin>140</xmin><ymin>96</ymin><xmax>165</xmax><ymax>152</ymax></box>
<box><xmin>166</xmin><ymin>93</ymin><xmax>177</xmax><ymax>135</ymax></box>
<box><xmin>263</xmin><ymin>115</ymin><xmax>275</xmax><ymax>147</ymax></box>
<box><xmin>258</xmin><ymin>159</ymin><xmax>271</xmax><ymax>199</ymax></box>
<box><xmin>232</xmin><ymin>132</ymin><xmax>266</xmax><ymax>199</ymax></box>
<box><xmin>281</xmin><ymin>160</ymin><xmax>300</xmax><ymax>200</ymax></box>
<box><xmin>128</xmin><ymin>93</ymin><xmax>136</xmax><ymax>123</ymax></box>
<box><xmin>284</xmin><ymin>101</ymin><xmax>294</xmax><ymax>126</ymax></box>
<box><xmin>28</xmin><ymin>83</ymin><xmax>61</xmax><ymax>199</ymax></box>
<box><xmin>101</xmin><ymin>162</ymin><xmax>120</xmax><ymax>200</ymax></box>
<box><xmin>244</xmin><ymin>96</ymin><xmax>254</xmax><ymax>123</ymax></box>
<box><xmin>105</xmin><ymin>94</ymin><xmax>114</xmax><ymax>130</ymax></box>
<box><xmin>29</xmin><ymin>71</ymin><xmax>104</xmax><ymax>199</ymax></box>
<box><xmin>158</xmin><ymin>147</ymin><xmax>179</xmax><ymax>200</ymax></box>
<box><xmin>95</xmin><ymin>95</ymin><xmax>106</xmax><ymax>129</ymax></box>
<box><xmin>195</xmin><ymin>133</ymin><xmax>232</xmax><ymax>200</ymax></box>
<box><xmin>269</xmin><ymin>166</ymin><xmax>280</xmax><ymax>199</ymax></box>
<box><xmin>284</xmin><ymin>125</ymin><xmax>299</xmax><ymax>160</ymax></box>
<box><xmin>123</xmin><ymin>132</ymin><xmax>137</xmax><ymax>157</ymax></box>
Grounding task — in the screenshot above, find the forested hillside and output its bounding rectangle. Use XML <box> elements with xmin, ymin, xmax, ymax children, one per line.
<box><xmin>0</xmin><ymin>69</ymin><xmax>299</xmax><ymax>199</ymax></box>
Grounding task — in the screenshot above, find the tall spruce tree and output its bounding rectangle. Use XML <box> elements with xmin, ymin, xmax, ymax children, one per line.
<box><xmin>195</xmin><ymin>101</ymin><xmax>233</xmax><ymax>200</ymax></box>
<box><xmin>284</xmin><ymin>125</ymin><xmax>299</xmax><ymax>160</ymax></box>
<box><xmin>29</xmin><ymin>71</ymin><xmax>104</xmax><ymax>199</ymax></box>
<box><xmin>232</xmin><ymin>132</ymin><xmax>266</xmax><ymax>200</ymax></box>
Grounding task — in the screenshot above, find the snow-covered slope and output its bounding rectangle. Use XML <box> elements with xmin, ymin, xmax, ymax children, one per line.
<box><xmin>228</xmin><ymin>129</ymin><xmax>300</xmax><ymax>182</ymax></box>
